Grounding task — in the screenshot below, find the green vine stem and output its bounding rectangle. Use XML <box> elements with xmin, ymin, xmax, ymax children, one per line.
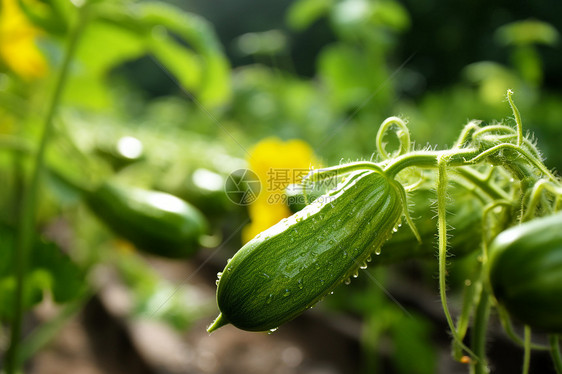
<box><xmin>507</xmin><ymin>89</ymin><xmax>523</xmax><ymax>147</ymax></box>
<box><xmin>4</xmin><ymin>4</ymin><xmax>90</xmax><ymax>373</ymax></box>
<box><xmin>471</xmin><ymin>287</ymin><xmax>490</xmax><ymax>374</ymax></box>
<box><xmin>522</xmin><ymin>325</ymin><xmax>531</xmax><ymax>374</ymax></box>
<box><xmin>452</xmin><ymin>166</ymin><xmax>510</xmax><ymax>201</ymax></box>
<box><xmin>437</xmin><ymin>159</ymin><xmax>478</xmax><ymax>362</ymax></box>
<box><xmin>550</xmin><ymin>335</ymin><xmax>562</xmax><ymax>374</ymax></box>
<box><xmin>453</xmin><ymin>276</ymin><xmax>477</xmax><ymax>361</ymax></box>
<box><xmin>522</xmin><ymin>179</ymin><xmax>562</xmax><ymax>222</ymax></box>
<box><xmin>17</xmin><ymin>292</ymin><xmax>92</xmax><ymax>366</ymax></box>
<box><xmin>495</xmin><ymin>305</ymin><xmax>548</xmax><ymax>350</ymax></box>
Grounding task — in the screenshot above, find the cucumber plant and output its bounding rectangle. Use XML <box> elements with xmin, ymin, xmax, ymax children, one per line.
<box><xmin>210</xmin><ymin>91</ymin><xmax>562</xmax><ymax>374</ymax></box>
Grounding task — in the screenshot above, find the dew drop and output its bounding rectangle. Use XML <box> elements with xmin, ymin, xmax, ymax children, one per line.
<box><xmin>227</xmin><ymin>267</ymin><xmax>233</xmax><ymax>272</ymax></box>
<box><xmin>283</xmin><ymin>289</ymin><xmax>291</xmax><ymax>297</ymax></box>
<box><xmin>268</xmin><ymin>327</ymin><xmax>279</xmax><ymax>334</ymax></box>
<box><xmin>375</xmin><ymin>247</ymin><xmax>382</xmax><ymax>255</ymax></box>
<box><xmin>330</xmin><ymin>291</ymin><xmax>334</xmax><ymax>295</ymax></box>
<box><xmin>360</xmin><ymin>261</ymin><xmax>368</xmax><ymax>270</ymax></box>
<box><xmin>344</xmin><ymin>278</ymin><xmax>352</xmax><ymax>285</ymax></box>
<box><xmin>216</xmin><ymin>272</ymin><xmax>223</xmax><ymax>279</ymax></box>
<box><xmin>366</xmin><ymin>255</ymin><xmax>372</xmax><ymax>262</ymax></box>
<box><xmin>352</xmin><ymin>269</ymin><xmax>359</xmax><ymax>278</ymax></box>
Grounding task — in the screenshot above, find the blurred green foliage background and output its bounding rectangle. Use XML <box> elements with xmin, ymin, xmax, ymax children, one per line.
<box><xmin>0</xmin><ymin>0</ymin><xmax>561</xmax><ymax>373</ymax></box>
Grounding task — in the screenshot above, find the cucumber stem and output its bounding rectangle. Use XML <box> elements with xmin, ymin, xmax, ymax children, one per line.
<box><xmin>437</xmin><ymin>159</ymin><xmax>478</xmax><ymax>362</ymax></box>
<box><xmin>207</xmin><ymin>313</ymin><xmax>229</xmax><ymax>333</ymax></box>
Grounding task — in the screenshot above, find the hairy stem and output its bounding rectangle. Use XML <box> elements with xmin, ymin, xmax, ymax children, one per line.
<box><xmin>437</xmin><ymin>159</ymin><xmax>477</xmax><ymax>361</ymax></box>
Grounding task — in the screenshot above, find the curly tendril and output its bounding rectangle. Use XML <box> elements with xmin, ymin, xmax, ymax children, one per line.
<box><xmin>376</xmin><ymin>116</ymin><xmax>411</xmax><ymax>160</ymax></box>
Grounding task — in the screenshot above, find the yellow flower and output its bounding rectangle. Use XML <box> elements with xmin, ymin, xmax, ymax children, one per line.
<box><xmin>0</xmin><ymin>0</ymin><xmax>48</xmax><ymax>79</ymax></box>
<box><xmin>242</xmin><ymin>137</ymin><xmax>318</xmax><ymax>243</ymax></box>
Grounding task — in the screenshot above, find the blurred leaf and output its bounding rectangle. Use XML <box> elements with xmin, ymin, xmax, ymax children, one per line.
<box><xmin>17</xmin><ymin>0</ymin><xmax>72</xmax><ymax>35</ymax></box>
<box><xmin>147</xmin><ymin>27</ymin><xmax>203</xmax><ymax>91</ymax></box>
<box><xmin>286</xmin><ymin>0</ymin><xmax>333</xmax><ymax>31</ymax></box>
<box><xmin>0</xmin><ymin>224</ymin><xmax>85</xmax><ymax>318</ymax></box>
<box><xmin>137</xmin><ymin>2</ymin><xmax>231</xmax><ymax>108</ymax></box>
<box><xmin>391</xmin><ymin>314</ymin><xmax>436</xmax><ymax>374</ymax></box>
<box><xmin>235</xmin><ymin>30</ymin><xmax>288</xmax><ymax>56</ymax></box>
<box><xmin>370</xmin><ymin>0</ymin><xmax>410</xmax><ymax>31</ymax></box>
<box><xmin>33</xmin><ymin>239</ymin><xmax>85</xmax><ymax>302</ymax></box>
<box><xmin>330</xmin><ymin>0</ymin><xmax>409</xmax><ymax>39</ymax></box>
<box><xmin>495</xmin><ymin>19</ymin><xmax>559</xmax><ymax>46</ymax></box>
<box><xmin>511</xmin><ymin>46</ymin><xmax>543</xmax><ymax>86</ymax></box>
<box><xmin>64</xmin><ymin>1</ymin><xmax>231</xmax><ymax>108</ymax></box>
<box><xmin>318</xmin><ymin>43</ymin><xmax>392</xmax><ymax>109</ymax></box>
<box><xmin>463</xmin><ymin>62</ymin><xmax>521</xmax><ymax>105</ymax></box>
<box><xmin>64</xmin><ymin>18</ymin><xmax>146</xmax><ymax>108</ymax></box>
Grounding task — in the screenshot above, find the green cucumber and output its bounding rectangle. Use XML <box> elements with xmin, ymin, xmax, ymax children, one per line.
<box><xmin>208</xmin><ymin>168</ymin><xmax>403</xmax><ymax>332</ymax></box>
<box><xmin>86</xmin><ymin>182</ymin><xmax>208</xmax><ymax>258</ymax></box>
<box><xmin>488</xmin><ymin>211</ymin><xmax>562</xmax><ymax>332</ymax></box>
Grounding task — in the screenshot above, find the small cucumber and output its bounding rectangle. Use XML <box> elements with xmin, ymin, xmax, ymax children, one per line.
<box><xmin>209</xmin><ymin>168</ymin><xmax>403</xmax><ymax>332</ymax></box>
<box><xmin>488</xmin><ymin>211</ymin><xmax>562</xmax><ymax>332</ymax></box>
<box><xmin>86</xmin><ymin>182</ymin><xmax>208</xmax><ymax>258</ymax></box>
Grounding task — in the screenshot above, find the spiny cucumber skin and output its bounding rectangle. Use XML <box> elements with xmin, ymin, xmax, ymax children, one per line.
<box><xmin>489</xmin><ymin>211</ymin><xmax>562</xmax><ymax>333</ymax></box>
<box><xmin>213</xmin><ymin>169</ymin><xmax>403</xmax><ymax>332</ymax></box>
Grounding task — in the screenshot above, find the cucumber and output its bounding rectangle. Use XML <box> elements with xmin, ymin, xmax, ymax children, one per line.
<box><xmin>86</xmin><ymin>182</ymin><xmax>208</xmax><ymax>258</ymax></box>
<box><xmin>209</xmin><ymin>168</ymin><xmax>403</xmax><ymax>332</ymax></box>
<box><xmin>488</xmin><ymin>211</ymin><xmax>562</xmax><ymax>332</ymax></box>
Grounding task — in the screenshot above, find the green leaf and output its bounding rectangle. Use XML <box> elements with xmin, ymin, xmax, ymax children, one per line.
<box><xmin>64</xmin><ymin>18</ymin><xmax>146</xmax><ymax>108</ymax></box>
<box><xmin>286</xmin><ymin>0</ymin><xmax>333</xmax><ymax>31</ymax></box>
<box><xmin>391</xmin><ymin>314</ymin><xmax>437</xmax><ymax>374</ymax></box>
<box><xmin>137</xmin><ymin>2</ymin><xmax>231</xmax><ymax>108</ymax></box>
<box><xmin>495</xmin><ymin>19</ymin><xmax>559</xmax><ymax>46</ymax></box>
<box><xmin>16</xmin><ymin>0</ymin><xmax>72</xmax><ymax>35</ymax></box>
<box><xmin>318</xmin><ymin>43</ymin><xmax>392</xmax><ymax>109</ymax></box>
<box><xmin>0</xmin><ymin>224</ymin><xmax>85</xmax><ymax>318</ymax></box>
<box><xmin>370</xmin><ymin>0</ymin><xmax>410</xmax><ymax>31</ymax></box>
<box><xmin>147</xmin><ymin>28</ymin><xmax>203</xmax><ymax>92</ymax></box>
